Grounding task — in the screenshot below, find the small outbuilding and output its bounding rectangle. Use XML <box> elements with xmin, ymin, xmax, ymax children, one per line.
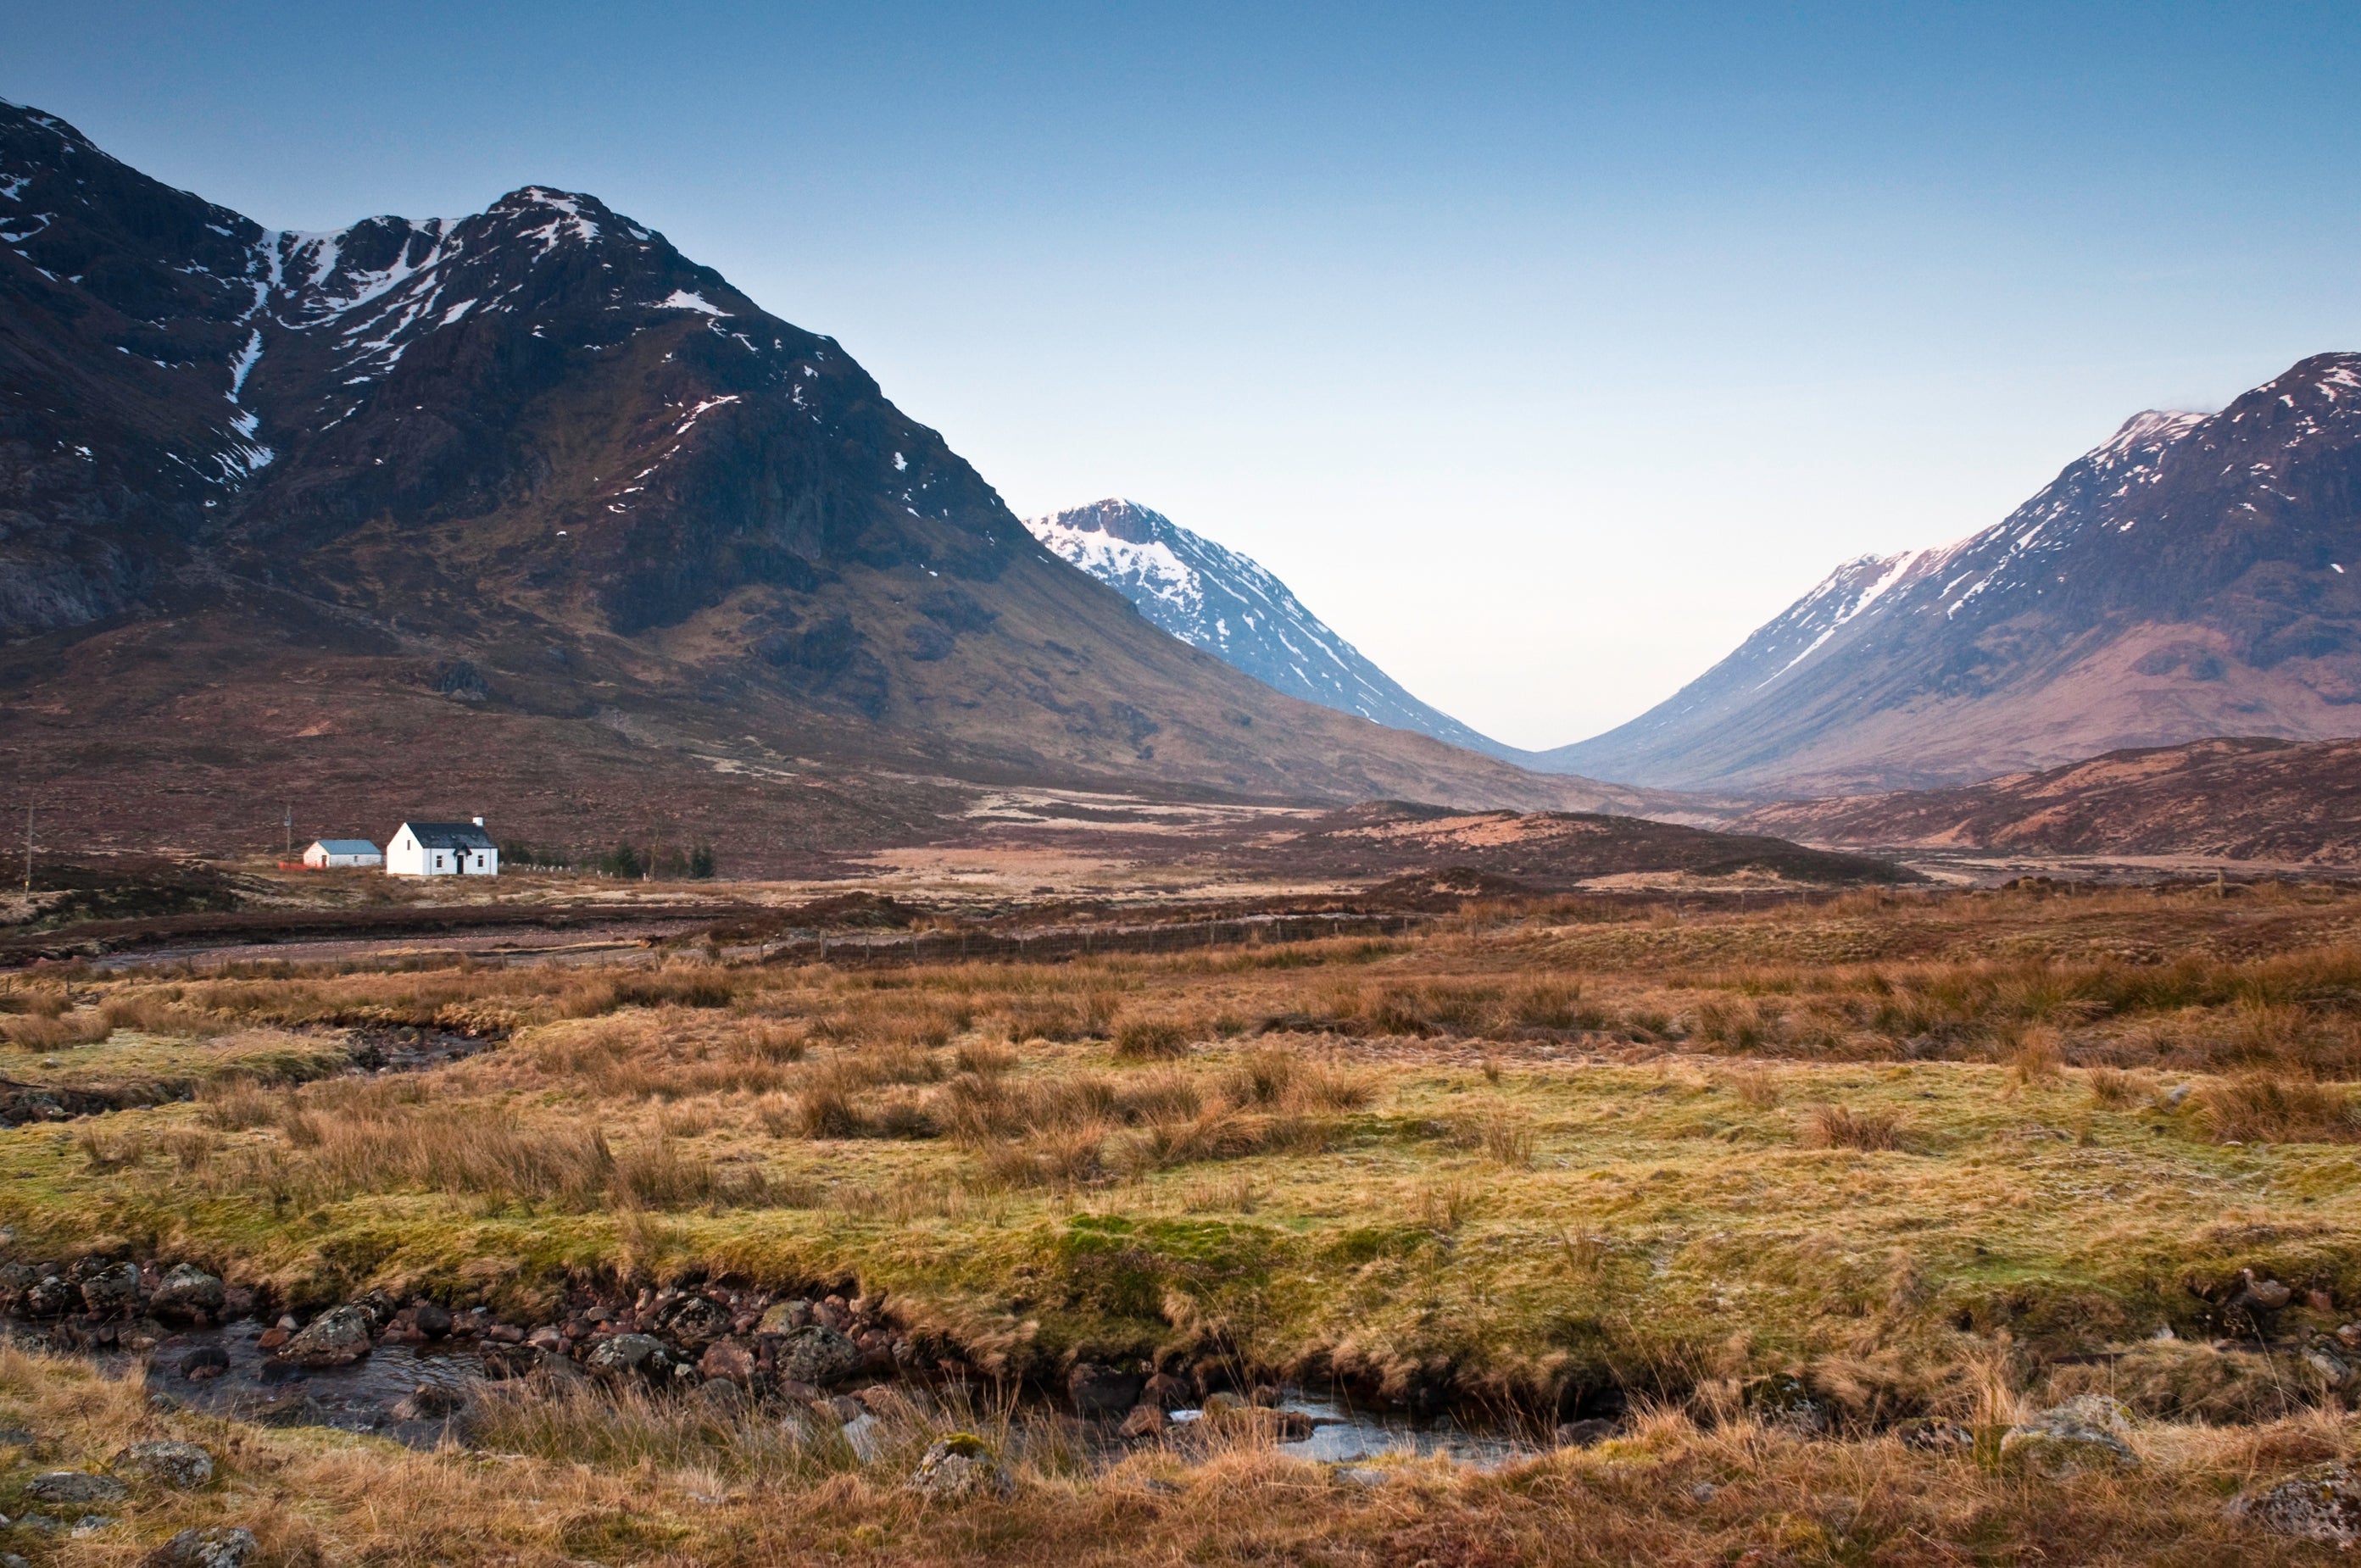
<box><xmin>302</xmin><ymin>839</ymin><xmax>383</xmax><ymax>870</ymax></box>
<box><xmin>387</xmin><ymin>819</ymin><xmax>500</xmax><ymax>877</ymax></box>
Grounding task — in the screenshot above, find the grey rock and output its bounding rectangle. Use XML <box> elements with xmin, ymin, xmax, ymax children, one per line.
<box><xmin>3</xmin><ymin>1549</ymin><xmax>29</xmax><ymax>1568</ymax></box>
<box><xmin>14</xmin><ymin>1515</ymin><xmax>58</xmax><ymax>1536</ymax></box>
<box><xmin>586</xmin><ymin>1332</ymin><xmax>670</xmax><ymax>1378</ymax></box>
<box><xmin>27</xmin><ymin>1471</ymin><xmax>127</xmax><ymax>1504</ymax></box>
<box><xmin>112</xmin><ymin>1440</ymin><xmax>213</xmax><ymax>1489</ymax></box>
<box><xmin>2232</xmin><ymin>1460</ymin><xmax>2361</xmax><ymax>1547</ymax></box>
<box><xmin>77</xmin><ymin>1260</ymin><xmax>142</xmax><ymax>1315</ymax></box>
<box><xmin>150</xmin><ymin>1264</ymin><xmax>226</xmax><ymax>1319</ymax></box>
<box><xmin>1896</xmin><ymin>1417</ymin><xmax>1975</xmax><ymax>1452</ymax></box>
<box><xmin>280</xmin><ymin>1304</ymin><xmax>373</xmax><ymax>1367</ymax></box>
<box><xmin>21</xmin><ymin>1275</ymin><xmax>73</xmax><ymax>1318</ymax></box>
<box><xmin>907</xmin><ymin>1434</ymin><xmax>1013</xmax><ymax>1501</ymax></box>
<box><xmin>2002</xmin><ymin>1394</ymin><xmax>2137</xmax><ymax>1476</ymax></box>
<box><xmin>69</xmin><ymin>1515</ymin><xmax>118</xmax><ymax>1537</ymax></box>
<box><xmin>144</xmin><ymin>1525</ymin><xmax>259</xmax><ymax>1568</ymax></box>
<box><xmin>777</xmin><ymin>1325</ymin><xmax>861</xmax><ymax>1388</ymax></box>
<box><xmin>412</xmin><ymin>1303</ymin><xmax>453</xmax><ymax>1337</ymax></box>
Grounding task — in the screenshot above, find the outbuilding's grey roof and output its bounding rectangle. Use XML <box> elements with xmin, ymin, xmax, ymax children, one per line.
<box><xmin>310</xmin><ymin>840</ymin><xmax>381</xmax><ymax>855</ymax></box>
<box><xmin>396</xmin><ymin>822</ymin><xmax>498</xmax><ymax>851</ymax></box>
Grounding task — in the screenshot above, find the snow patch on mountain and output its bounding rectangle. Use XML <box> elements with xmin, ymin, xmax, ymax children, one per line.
<box><xmin>1027</xmin><ymin>499</ymin><xmax>1521</xmax><ymax>759</ymax></box>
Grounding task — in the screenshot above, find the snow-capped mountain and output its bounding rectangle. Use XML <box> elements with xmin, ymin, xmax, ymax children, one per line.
<box><xmin>0</xmin><ymin>97</ymin><xmax>1651</xmax><ymax>842</ymax></box>
<box><xmin>1027</xmin><ymin>499</ymin><xmax>1518</xmax><ymax>758</ymax></box>
<box><xmin>1542</xmin><ymin>361</ymin><xmax>2361</xmax><ymax>793</ymax></box>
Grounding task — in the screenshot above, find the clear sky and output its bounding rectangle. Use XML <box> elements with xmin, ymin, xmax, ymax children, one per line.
<box><xmin>9</xmin><ymin>2</ymin><xmax>2359</xmax><ymax>748</ymax></box>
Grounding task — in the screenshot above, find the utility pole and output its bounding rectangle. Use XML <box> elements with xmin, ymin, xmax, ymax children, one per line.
<box><xmin>21</xmin><ymin>801</ymin><xmax>30</xmax><ymax>896</ymax></box>
<box><xmin>283</xmin><ymin>802</ymin><xmax>293</xmax><ymax>860</ymax></box>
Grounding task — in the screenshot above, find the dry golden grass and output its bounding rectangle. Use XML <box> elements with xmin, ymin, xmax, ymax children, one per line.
<box><xmin>1797</xmin><ymin>1102</ymin><xmax>1905</xmax><ymax>1152</ymax></box>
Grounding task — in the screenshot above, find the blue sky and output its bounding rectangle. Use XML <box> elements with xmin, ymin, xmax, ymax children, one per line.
<box><xmin>10</xmin><ymin>2</ymin><xmax>2359</xmax><ymax>746</ymax></box>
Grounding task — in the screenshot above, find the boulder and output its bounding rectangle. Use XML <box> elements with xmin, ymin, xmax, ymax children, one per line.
<box><xmin>586</xmin><ymin>1332</ymin><xmax>670</xmax><ymax>1379</ymax></box>
<box><xmin>699</xmin><ymin>1337</ymin><xmax>755</xmax><ymax>1383</ymax></box>
<box><xmin>1068</xmin><ymin>1362</ymin><xmax>1144</xmax><ymax>1418</ymax></box>
<box><xmin>412</xmin><ymin>1304</ymin><xmax>454</xmax><ymax>1338</ymax></box>
<box><xmin>21</xmin><ymin>1275</ymin><xmax>74</xmax><ymax>1318</ymax></box>
<box><xmin>279</xmin><ymin>1305</ymin><xmax>374</xmax><ymax>1367</ymax></box>
<box><xmin>74</xmin><ymin>1259</ymin><xmax>142</xmax><ymax>1315</ymax></box>
<box><xmin>907</xmin><ymin>1433</ymin><xmax>1014</xmax><ymax>1502</ymax></box>
<box><xmin>777</xmin><ymin>1326</ymin><xmax>862</xmax><ymax>1388</ymax></box>
<box><xmin>149</xmin><ymin>1265</ymin><xmax>226</xmax><ymax>1321</ymax></box>
<box><xmin>111</xmin><ymin>1441</ymin><xmax>214</xmax><ymax>1489</ymax></box>
<box><xmin>27</xmin><ymin>1471</ymin><xmax>127</xmax><ymax>1505</ymax></box>
<box><xmin>1553</xmin><ymin>1418</ymin><xmax>1617</xmax><ymax>1448</ymax></box>
<box><xmin>660</xmin><ymin>1295</ymin><xmax>733</xmax><ymax>1349</ymax></box>
<box><xmin>143</xmin><ymin>1526</ymin><xmax>258</xmax><ymax>1568</ymax></box>
<box><xmin>756</xmin><ymin>1300</ymin><xmax>813</xmax><ymax>1335</ymax></box>
<box><xmin>2232</xmin><ymin>1460</ymin><xmax>2361</xmax><ymax>1547</ymax></box>
<box><xmin>2002</xmin><ymin>1394</ymin><xmax>2137</xmax><ymax>1476</ymax></box>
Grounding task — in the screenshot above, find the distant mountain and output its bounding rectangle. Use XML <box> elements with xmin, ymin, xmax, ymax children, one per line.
<box><xmin>1027</xmin><ymin>499</ymin><xmax>1518</xmax><ymax>757</ymax></box>
<box><xmin>1742</xmin><ymin>735</ymin><xmax>2361</xmax><ymax>866</ymax></box>
<box><xmin>1541</xmin><ymin>364</ymin><xmax>2361</xmax><ymax>794</ymax></box>
<box><xmin>0</xmin><ymin>98</ymin><xmax>1650</xmax><ymax>869</ymax></box>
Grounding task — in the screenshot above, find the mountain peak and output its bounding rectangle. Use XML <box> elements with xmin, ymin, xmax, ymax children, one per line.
<box><xmin>1026</xmin><ymin>499</ymin><xmax>1529</xmax><ymax>762</ymax></box>
<box><xmin>1543</xmin><ymin>351</ymin><xmax>2361</xmax><ymax>793</ymax></box>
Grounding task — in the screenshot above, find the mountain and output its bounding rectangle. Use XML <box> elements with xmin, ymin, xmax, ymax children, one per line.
<box><xmin>0</xmin><ymin>99</ymin><xmax>1654</xmax><ymax>869</ymax></box>
<box><xmin>1024</xmin><ymin>498</ymin><xmax>1518</xmax><ymax>757</ymax></box>
<box><xmin>1742</xmin><ymin>735</ymin><xmax>2361</xmax><ymax>866</ymax></box>
<box><xmin>1540</xmin><ymin>364</ymin><xmax>2361</xmax><ymax>794</ymax></box>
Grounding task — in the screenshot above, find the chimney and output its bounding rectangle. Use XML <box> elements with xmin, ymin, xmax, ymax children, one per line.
<box><xmin>472</xmin><ymin>815</ymin><xmax>485</xmax><ymax>827</ymax></box>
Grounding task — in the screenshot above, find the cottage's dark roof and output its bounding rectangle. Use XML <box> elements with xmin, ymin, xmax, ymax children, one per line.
<box><xmin>397</xmin><ymin>822</ymin><xmax>498</xmax><ymax>850</ymax></box>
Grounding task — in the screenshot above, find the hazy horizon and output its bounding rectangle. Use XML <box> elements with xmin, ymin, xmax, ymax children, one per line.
<box><xmin>12</xmin><ymin>1</ymin><xmax>2358</xmax><ymax>748</ymax></box>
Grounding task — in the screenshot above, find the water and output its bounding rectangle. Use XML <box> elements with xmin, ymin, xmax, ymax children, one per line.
<box><xmin>35</xmin><ymin>1317</ymin><xmax>1538</xmax><ymax>1469</ymax></box>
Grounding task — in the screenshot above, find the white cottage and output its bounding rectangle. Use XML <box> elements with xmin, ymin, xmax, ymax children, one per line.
<box><xmin>387</xmin><ymin>819</ymin><xmax>500</xmax><ymax>877</ymax></box>
<box><xmin>302</xmin><ymin>839</ymin><xmax>383</xmax><ymax>869</ymax></box>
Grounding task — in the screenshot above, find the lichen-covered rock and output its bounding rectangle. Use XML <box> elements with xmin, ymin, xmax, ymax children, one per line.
<box><xmin>149</xmin><ymin>1265</ymin><xmax>226</xmax><ymax>1320</ymax></box>
<box><xmin>777</xmin><ymin>1325</ymin><xmax>862</xmax><ymax>1388</ymax></box>
<box><xmin>2231</xmin><ymin>1461</ymin><xmax>2361</xmax><ymax>1546</ymax></box>
<box><xmin>26</xmin><ymin>1471</ymin><xmax>127</xmax><ymax>1505</ymax></box>
<box><xmin>21</xmin><ymin>1274</ymin><xmax>74</xmax><ymax>1319</ymax></box>
<box><xmin>111</xmin><ymin>1441</ymin><xmax>214</xmax><ymax>1489</ymax></box>
<box><xmin>279</xmin><ymin>1304</ymin><xmax>374</xmax><ymax>1367</ymax></box>
<box><xmin>755</xmin><ymin>1299</ymin><xmax>812</xmax><ymax>1335</ymax></box>
<box><xmin>75</xmin><ymin>1259</ymin><xmax>142</xmax><ymax>1315</ymax></box>
<box><xmin>143</xmin><ymin>1525</ymin><xmax>257</xmax><ymax>1568</ymax></box>
<box><xmin>586</xmin><ymin>1332</ymin><xmax>670</xmax><ymax>1379</ymax></box>
<box><xmin>2002</xmin><ymin>1394</ymin><xmax>2137</xmax><ymax>1476</ymax></box>
<box><xmin>659</xmin><ymin>1294</ymin><xmax>733</xmax><ymax>1350</ymax></box>
<box><xmin>908</xmin><ymin>1433</ymin><xmax>1014</xmax><ymax>1501</ymax></box>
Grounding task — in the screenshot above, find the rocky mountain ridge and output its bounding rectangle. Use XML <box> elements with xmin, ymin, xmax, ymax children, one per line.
<box><xmin>0</xmin><ymin>98</ymin><xmax>1654</xmax><ymax>866</ymax></box>
<box><xmin>1541</xmin><ymin>361</ymin><xmax>2361</xmax><ymax>794</ymax></box>
<box><xmin>1025</xmin><ymin>498</ymin><xmax>1517</xmax><ymax>757</ymax></box>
